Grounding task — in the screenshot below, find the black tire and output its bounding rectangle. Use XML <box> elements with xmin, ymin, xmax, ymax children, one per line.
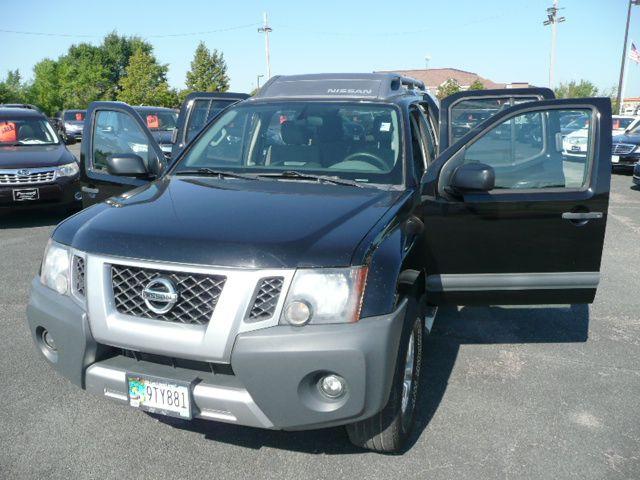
<box><xmin>346</xmin><ymin>299</ymin><xmax>424</xmax><ymax>453</ymax></box>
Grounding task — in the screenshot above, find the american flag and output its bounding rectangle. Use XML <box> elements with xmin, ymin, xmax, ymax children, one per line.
<box><xmin>630</xmin><ymin>42</ymin><xmax>640</xmax><ymax>64</ymax></box>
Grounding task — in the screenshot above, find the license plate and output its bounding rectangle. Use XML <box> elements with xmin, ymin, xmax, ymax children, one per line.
<box><xmin>12</xmin><ymin>188</ymin><xmax>39</xmax><ymax>201</ymax></box>
<box><xmin>127</xmin><ymin>373</ymin><xmax>193</xmax><ymax>419</ymax></box>
<box><xmin>571</xmin><ymin>146</ymin><xmax>581</xmax><ymax>152</ymax></box>
<box><xmin>612</xmin><ymin>155</ymin><xmax>620</xmax><ymax>164</ymax></box>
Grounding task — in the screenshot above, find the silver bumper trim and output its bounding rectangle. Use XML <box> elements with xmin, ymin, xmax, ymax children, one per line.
<box><xmin>85</xmin><ymin>361</ymin><xmax>274</xmax><ymax>429</ymax></box>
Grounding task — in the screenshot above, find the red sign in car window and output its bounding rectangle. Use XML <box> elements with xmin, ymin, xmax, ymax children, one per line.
<box><xmin>146</xmin><ymin>114</ymin><xmax>159</xmax><ymax>129</ymax></box>
<box><xmin>0</xmin><ymin>122</ymin><xmax>17</xmax><ymax>142</ymax></box>
<box><xmin>75</xmin><ymin>112</ymin><xmax>85</xmax><ymax>121</ymax></box>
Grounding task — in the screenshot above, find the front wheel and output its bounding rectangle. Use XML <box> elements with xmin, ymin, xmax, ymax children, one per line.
<box><xmin>346</xmin><ymin>305</ymin><xmax>424</xmax><ymax>453</ymax></box>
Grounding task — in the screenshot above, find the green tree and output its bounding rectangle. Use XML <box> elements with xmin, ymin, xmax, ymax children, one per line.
<box><xmin>100</xmin><ymin>32</ymin><xmax>153</xmax><ymax>99</ymax></box>
<box><xmin>117</xmin><ymin>48</ymin><xmax>177</xmax><ymax>106</ymax></box>
<box><xmin>469</xmin><ymin>79</ymin><xmax>485</xmax><ymax>91</ymax></box>
<box><xmin>28</xmin><ymin>59</ymin><xmax>63</xmax><ymax>115</ymax></box>
<box><xmin>57</xmin><ymin>43</ymin><xmax>110</xmax><ymax>108</ymax></box>
<box><xmin>436</xmin><ymin>78</ymin><xmax>461</xmax><ymax>100</ymax></box>
<box><xmin>554</xmin><ymin>80</ymin><xmax>599</xmax><ymax>99</ymax></box>
<box><xmin>0</xmin><ymin>69</ymin><xmax>28</xmax><ymax>103</ymax></box>
<box><xmin>185</xmin><ymin>42</ymin><xmax>229</xmax><ymax>92</ymax></box>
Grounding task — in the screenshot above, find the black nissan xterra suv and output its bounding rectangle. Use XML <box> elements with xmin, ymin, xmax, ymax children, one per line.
<box><xmin>26</xmin><ymin>73</ymin><xmax>611</xmax><ymax>453</ymax></box>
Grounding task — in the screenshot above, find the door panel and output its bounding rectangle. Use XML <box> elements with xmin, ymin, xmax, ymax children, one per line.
<box><xmin>172</xmin><ymin>92</ymin><xmax>249</xmax><ymax>158</ymax></box>
<box><xmin>439</xmin><ymin>88</ymin><xmax>555</xmax><ymax>152</ymax></box>
<box><xmin>420</xmin><ymin>98</ymin><xmax>611</xmax><ymax>305</ymax></box>
<box><xmin>81</xmin><ymin>102</ymin><xmax>165</xmax><ymax>207</ymax></box>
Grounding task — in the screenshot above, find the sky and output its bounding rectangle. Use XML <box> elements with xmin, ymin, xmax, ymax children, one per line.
<box><xmin>1</xmin><ymin>0</ymin><xmax>639</xmax><ymax>97</ymax></box>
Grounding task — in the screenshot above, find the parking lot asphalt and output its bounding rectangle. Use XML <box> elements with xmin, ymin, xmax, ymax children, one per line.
<box><xmin>0</xmin><ymin>148</ymin><xmax>638</xmax><ymax>479</ymax></box>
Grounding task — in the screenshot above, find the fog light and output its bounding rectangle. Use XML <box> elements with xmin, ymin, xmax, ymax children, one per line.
<box><xmin>319</xmin><ymin>374</ymin><xmax>346</xmax><ymax>399</ymax></box>
<box><xmin>41</xmin><ymin>329</ymin><xmax>56</xmax><ymax>351</ymax></box>
<box><xmin>284</xmin><ymin>300</ymin><xmax>312</xmax><ymax>326</ymax></box>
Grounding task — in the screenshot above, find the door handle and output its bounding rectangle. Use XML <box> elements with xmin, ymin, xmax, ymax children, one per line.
<box><xmin>562</xmin><ymin>212</ymin><xmax>603</xmax><ymax>220</ymax></box>
<box><xmin>81</xmin><ymin>186</ymin><xmax>99</xmax><ymax>195</ymax></box>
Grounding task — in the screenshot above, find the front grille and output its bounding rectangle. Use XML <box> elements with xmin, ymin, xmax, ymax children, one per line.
<box><xmin>0</xmin><ymin>169</ymin><xmax>56</xmax><ymax>185</ymax></box>
<box><xmin>612</xmin><ymin>143</ymin><xmax>636</xmax><ymax>155</ymax></box>
<box><xmin>72</xmin><ymin>255</ymin><xmax>86</xmax><ymax>298</ymax></box>
<box><xmin>111</xmin><ymin>265</ymin><xmax>226</xmax><ymax>325</ymax></box>
<box><xmin>248</xmin><ymin>276</ymin><xmax>284</xmax><ymax>321</ymax></box>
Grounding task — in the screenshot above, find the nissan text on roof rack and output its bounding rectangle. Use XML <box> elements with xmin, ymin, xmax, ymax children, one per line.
<box><xmin>26</xmin><ymin>73</ymin><xmax>611</xmax><ymax>453</ymax></box>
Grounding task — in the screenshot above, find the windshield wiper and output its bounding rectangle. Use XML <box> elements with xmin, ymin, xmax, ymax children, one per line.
<box><xmin>257</xmin><ymin>171</ymin><xmax>363</xmax><ymax>187</ymax></box>
<box><xmin>174</xmin><ymin>167</ymin><xmax>259</xmax><ymax>180</ymax></box>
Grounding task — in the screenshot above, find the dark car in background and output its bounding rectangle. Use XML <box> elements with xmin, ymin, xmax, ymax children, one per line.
<box><xmin>54</xmin><ymin>109</ymin><xmax>87</xmax><ymax>142</ymax></box>
<box><xmin>0</xmin><ymin>107</ymin><xmax>80</xmax><ymax>212</ymax></box>
<box><xmin>131</xmin><ymin>106</ymin><xmax>179</xmax><ymax>158</ymax></box>
<box><xmin>171</xmin><ymin>92</ymin><xmax>249</xmax><ymax>157</ymax></box>
<box><xmin>612</xmin><ymin>121</ymin><xmax>640</xmax><ymax>172</ymax></box>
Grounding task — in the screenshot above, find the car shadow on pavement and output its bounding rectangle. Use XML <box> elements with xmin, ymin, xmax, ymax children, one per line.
<box><xmin>151</xmin><ymin>304</ymin><xmax>589</xmax><ymax>454</ymax></box>
<box><xmin>0</xmin><ymin>209</ymin><xmax>72</xmax><ymax>229</ymax></box>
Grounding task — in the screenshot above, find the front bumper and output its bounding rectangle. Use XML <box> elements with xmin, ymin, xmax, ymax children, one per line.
<box><xmin>0</xmin><ymin>177</ymin><xmax>80</xmax><ymax>209</ymax></box>
<box><xmin>26</xmin><ymin>279</ymin><xmax>406</xmax><ymax>430</ymax></box>
<box><xmin>612</xmin><ymin>153</ymin><xmax>640</xmax><ymax>170</ymax></box>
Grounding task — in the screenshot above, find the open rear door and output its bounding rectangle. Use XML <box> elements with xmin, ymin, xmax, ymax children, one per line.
<box><xmin>172</xmin><ymin>92</ymin><xmax>249</xmax><ymax>158</ymax></box>
<box><xmin>439</xmin><ymin>88</ymin><xmax>555</xmax><ymax>152</ymax></box>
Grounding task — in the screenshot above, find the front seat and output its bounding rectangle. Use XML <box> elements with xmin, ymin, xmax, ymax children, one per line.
<box><xmin>266</xmin><ymin>121</ymin><xmax>320</xmax><ymax>167</ymax></box>
<box><xmin>18</xmin><ymin>125</ymin><xmax>35</xmax><ymax>141</ymax></box>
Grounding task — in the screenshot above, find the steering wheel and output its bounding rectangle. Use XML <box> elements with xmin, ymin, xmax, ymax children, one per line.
<box><xmin>341</xmin><ymin>151</ymin><xmax>388</xmax><ymax>171</ymax></box>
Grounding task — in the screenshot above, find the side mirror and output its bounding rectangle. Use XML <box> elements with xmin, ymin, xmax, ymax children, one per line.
<box><xmin>449</xmin><ymin>162</ymin><xmax>495</xmax><ymax>194</ymax></box>
<box><xmin>64</xmin><ymin>136</ymin><xmax>76</xmax><ymax>146</ymax></box>
<box><xmin>106</xmin><ymin>154</ymin><xmax>149</xmax><ymax>177</ymax></box>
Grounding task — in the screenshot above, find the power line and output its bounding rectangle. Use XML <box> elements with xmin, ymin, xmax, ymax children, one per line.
<box><xmin>0</xmin><ymin>23</ymin><xmax>259</xmax><ymax>39</ymax></box>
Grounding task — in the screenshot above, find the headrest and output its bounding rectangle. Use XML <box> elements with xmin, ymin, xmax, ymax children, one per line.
<box><xmin>281</xmin><ymin>121</ymin><xmax>308</xmax><ymax>145</ymax></box>
<box><xmin>318</xmin><ymin>115</ymin><xmax>343</xmax><ymax>141</ymax></box>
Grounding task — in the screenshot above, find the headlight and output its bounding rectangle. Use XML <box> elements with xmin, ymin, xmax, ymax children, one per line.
<box><xmin>280</xmin><ymin>267</ymin><xmax>368</xmax><ymax>326</ymax></box>
<box><xmin>40</xmin><ymin>240</ymin><xmax>71</xmax><ymax>295</ymax></box>
<box><xmin>55</xmin><ymin>162</ymin><xmax>80</xmax><ymax>178</ymax></box>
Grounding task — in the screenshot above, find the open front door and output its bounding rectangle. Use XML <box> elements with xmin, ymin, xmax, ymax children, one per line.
<box><xmin>80</xmin><ymin>101</ymin><xmax>165</xmax><ymax>207</ymax></box>
<box><xmin>172</xmin><ymin>92</ymin><xmax>249</xmax><ymax>158</ymax></box>
<box><xmin>439</xmin><ymin>88</ymin><xmax>555</xmax><ymax>152</ymax></box>
<box><xmin>420</xmin><ymin>97</ymin><xmax>611</xmax><ymax>306</ymax></box>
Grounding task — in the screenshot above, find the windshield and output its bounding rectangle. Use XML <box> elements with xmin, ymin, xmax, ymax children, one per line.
<box><xmin>0</xmin><ymin>117</ymin><xmax>60</xmax><ymax>145</ymax></box>
<box><xmin>175</xmin><ymin>102</ymin><xmax>403</xmax><ymax>185</ymax></box>
<box><xmin>138</xmin><ymin>110</ymin><xmax>178</xmax><ymax>131</ymax></box>
<box><xmin>613</xmin><ymin>117</ymin><xmax>635</xmax><ymax>130</ymax></box>
<box><xmin>64</xmin><ymin>110</ymin><xmax>86</xmax><ymax>122</ymax></box>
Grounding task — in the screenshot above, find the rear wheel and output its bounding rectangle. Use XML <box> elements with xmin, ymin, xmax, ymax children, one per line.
<box><xmin>346</xmin><ymin>301</ymin><xmax>424</xmax><ymax>453</ymax></box>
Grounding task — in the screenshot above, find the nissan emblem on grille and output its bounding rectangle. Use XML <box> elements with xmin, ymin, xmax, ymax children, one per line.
<box><xmin>141</xmin><ymin>277</ymin><xmax>179</xmax><ymax>314</ymax></box>
<box><xmin>17</xmin><ymin>169</ymin><xmax>29</xmax><ymax>176</ymax></box>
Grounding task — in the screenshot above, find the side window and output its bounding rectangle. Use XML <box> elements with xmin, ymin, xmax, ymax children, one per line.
<box><xmin>449</xmin><ymin>96</ymin><xmax>540</xmax><ymax>144</ymax></box>
<box><xmin>92</xmin><ymin>110</ymin><xmax>152</xmax><ymax>172</ymax></box>
<box><xmin>185</xmin><ymin>99</ymin><xmax>210</xmax><ymax>144</ymax></box>
<box><xmin>459</xmin><ymin>108</ymin><xmax>592</xmax><ymax>190</ymax></box>
<box><xmin>409</xmin><ymin>110</ymin><xmax>426</xmax><ymax>179</ymax></box>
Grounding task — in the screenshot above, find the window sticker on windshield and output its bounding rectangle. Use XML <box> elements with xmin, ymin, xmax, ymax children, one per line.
<box><xmin>146</xmin><ymin>114</ymin><xmax>159</xmax><ymax>129</ymax></box>
<box><xmin>379</xmin><ymin>122</ymin><xmax>391</xmax><ymax>132</ymax></box>
<box><xmin>75</xmin><ymin>112</ymin><xmax>85</xmax><ymax>121</ymax></box>
<box><xmin>0</xmin><ymin>122</ymin><xmax>17</xmax><ymax>142</ymax></box>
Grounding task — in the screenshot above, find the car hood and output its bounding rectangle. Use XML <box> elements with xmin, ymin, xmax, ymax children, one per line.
<box><xmin>0</xmin><ymin>144</ymin><xmax>75</xmax><ymax>168</ymax></box>
<box><xmin>613</xmin><ymin>132</ymin><xmax>640</xmax><ymax>144</ymax></box>
<box><xmin>55</xmin><ymin>177</ymin><xmax>402</xmax><ymax>269</ymax></box>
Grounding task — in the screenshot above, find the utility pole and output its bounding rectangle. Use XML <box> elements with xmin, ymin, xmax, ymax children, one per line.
<box><xmin>258</xmin><ymin>12</ymin><xmax>273</xmax><ymax>79</ymax></box>
<box><xmin>543</xmin><ymin>0</ymin><xmax>565</xmax><ymax>89</ymax></box>
<box><xmin>617</xmin><ymin>0</ymin><xmax>640</xmax><ymax>114</ymax></box>
<box><xmin>424</xmin><ymin>55</ymin><xmax>431</xmax><ymax>70</ymax></box>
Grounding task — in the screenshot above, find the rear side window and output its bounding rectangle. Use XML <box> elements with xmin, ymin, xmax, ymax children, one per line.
<box><xmin>92</xmin><ymin>110</ymin><xmax>153</xmax><ymax>171</ymax></box>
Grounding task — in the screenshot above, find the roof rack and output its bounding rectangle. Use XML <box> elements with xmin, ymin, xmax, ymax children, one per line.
<box><xmin>253</xmin><ymin>73</ymin><xmax>431</xmax><ymax>101</ymax></box>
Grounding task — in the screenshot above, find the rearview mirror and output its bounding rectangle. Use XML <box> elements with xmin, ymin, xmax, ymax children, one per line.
<box><xmin>449</xmin><ymin>162</ymin><xmax>495</xmax><ymax>194</ymax></box>
<box><xmin>106</xmin><ymin>154</ymin><xmax>149</xmax><ymax>177</ymax></box>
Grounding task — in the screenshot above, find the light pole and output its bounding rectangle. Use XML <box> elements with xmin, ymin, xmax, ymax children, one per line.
<box><xmin>258</xmin><ymin>12</ymin><xmax>273</xmax><ymax>79</ymax></box>
<box><xmin>257</xmin><ymin>74</ymin><xmax>264</xmax><ymax>90</ymax></box>
<box><xmin>617</xmin><ymin>0</ymin><xmax>640</xmax><ymax>114</ymax></box>
<box><xmin>543</xmin><ymin>0</ymin><xmax>565</xmax><ymax>89</ymax></box>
